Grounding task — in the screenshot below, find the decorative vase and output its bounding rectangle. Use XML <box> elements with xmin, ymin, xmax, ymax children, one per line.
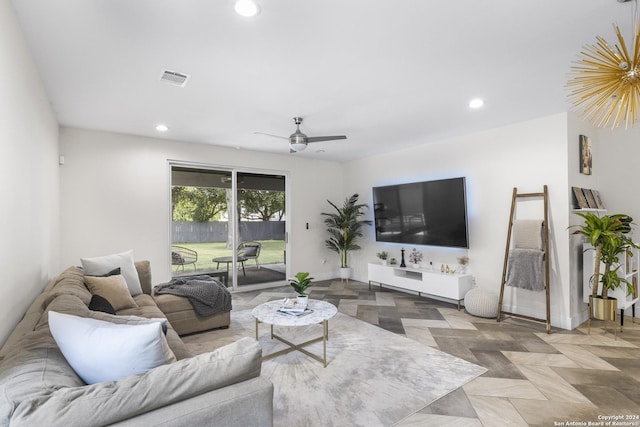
<box><xmin>412</xmin><ymin>263</ymin><xmax>420</xmax><ymax>269</ymax></box>
<box><xmin>381</xmin><ymin>260</ymin><xmax>388</xmax><ymax>266</ymax></box>
<box><xmin>589</xmin><ymin>295</ymin><xmax>617</xmax><ymax>321</ymax></box>
<box><xmin>296</xmin><ymin>295</ymin><xmax>309</xmax><ymax>309</ymax></box>
<box><xmin>339</xmin><ymin>267</ymin><xmax>352</xmax><ymax>282</ymax></box>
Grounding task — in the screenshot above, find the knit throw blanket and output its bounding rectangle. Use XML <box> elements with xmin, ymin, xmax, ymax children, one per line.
<box><xmin>506</xmin><ymin>248</ymin><xmax>545</xmax><ymax>292</ymax></box>
<box><xmin>155</xmin><ymin>275</ymin><xmax>232</xmax><ymax>316</ymax></box>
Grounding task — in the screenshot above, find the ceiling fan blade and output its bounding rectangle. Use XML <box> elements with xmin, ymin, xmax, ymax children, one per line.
<box><xmin>289</xmin><ymin>148</ymin><xmax>297</xmax><ymax>154</ymax></box>
<box><xmin>254</xmin><ymin>132</ymin><xmax>289</xmax><ymax>140</ymax></box>
<box><xmin>306</xmin><ymin>135</ymin><xmax>347</xmax><ymax>143</ymax></box>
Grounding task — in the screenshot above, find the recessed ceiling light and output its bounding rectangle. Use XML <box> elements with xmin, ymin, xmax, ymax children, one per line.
<box><xmin>469</xmin><ymin>98</ymin><xmax>485</xmax><ymax>109</ymax></box>
<box><xmin>235</xmin><ymin>0</ymin><xmax>260</xmax><ymax>17</ymax></box>
<box><xmin>155</xmin><ymin>124</ymin><xmax>169</xmax><ymax>132</ymax></box>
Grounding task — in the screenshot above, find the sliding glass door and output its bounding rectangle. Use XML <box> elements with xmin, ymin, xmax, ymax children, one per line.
<box><xmin>170</xmin><ymin>164</ymin><xmax>287</xmax><ymax>290</ymax></box>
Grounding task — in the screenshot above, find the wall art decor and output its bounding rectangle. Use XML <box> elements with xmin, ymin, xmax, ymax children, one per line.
<box><xmin>579</xmin><ymin>135</ymin><xmax>592</xmax><ymax>175</ymax></box>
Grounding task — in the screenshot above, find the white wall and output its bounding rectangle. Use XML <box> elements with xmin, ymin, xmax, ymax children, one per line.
<box><xmin>59</xmin><ymin>127</ymin><xmax>343</xmax><ymax>284</ymax></box>
<box><xmin>595</xmin><ymin>119</ymin><xmax>640</xmax><ymax>319</ymax></box>
<box><xmin>0</xmin><ymin>0</ymin><xmax>59</xmax><ymax>345</ymax></box>
<box><xmin>567</xmin><ymin>112</ymin><xmax>600</xmax><ymax>326</ymax></box>
<box><xmin>343</xmin><ymin>114</ymin><xmax>574</xmax><ymax>329</ymax></box>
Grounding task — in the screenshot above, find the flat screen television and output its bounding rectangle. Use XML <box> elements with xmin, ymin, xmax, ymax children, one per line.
<box><xmin>372</xmin><ymin>177</ymin><xmax>469</xmax><ymax>248</ymax></box>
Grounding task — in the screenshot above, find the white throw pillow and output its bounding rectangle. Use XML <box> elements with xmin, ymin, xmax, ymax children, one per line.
<box><xmin>81</xmin><ymin>250</ymin><xmax>143</xmax><ymax>296</ymax></box>
<box><xmin>48</xmin><ymin>311</ymin><xmax>176</xmax><ymax>385</ymax></box>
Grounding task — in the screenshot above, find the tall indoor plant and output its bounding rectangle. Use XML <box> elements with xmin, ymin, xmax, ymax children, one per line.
<box><xmin>572</xmin><ymin>212</ymin><xmax>637</xmax><ymax>320</ymax></box>
<box><xmin>322</xmin><ymin>193</ymin><xmax>372</xmax><ymax>280</ymax></box>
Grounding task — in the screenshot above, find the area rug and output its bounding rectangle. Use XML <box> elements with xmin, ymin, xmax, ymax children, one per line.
<box><xmin>237</xmin><ymin>267</ymin><xmax>286</xmax><ymax>286</ymax></box>
<box><xmin>183</xmin><ymin>309</ymin><xmax>486</xmax><ymax>427</ymax></box>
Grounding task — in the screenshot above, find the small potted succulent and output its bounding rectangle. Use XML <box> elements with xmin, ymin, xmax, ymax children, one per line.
<box><xmin>288</xmin><ymin>272</ymin><xmax>314</xmax><ymax>308</ymax></box>
<box><xmin>376</xmin><ymin>251</ymin><xmax>389</xmax><ymax>265</ymax></box>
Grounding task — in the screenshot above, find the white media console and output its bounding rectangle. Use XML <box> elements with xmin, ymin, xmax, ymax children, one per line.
<box><xmin>368</xmin><ymin>263</ymin><xmax>473</xmax><ymax>309</ymax></box>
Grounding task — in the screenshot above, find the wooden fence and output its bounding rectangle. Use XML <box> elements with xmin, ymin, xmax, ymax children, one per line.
<box><xmin>172</xmin><ymin>221</ymin><xmax>285</xmax><ymax>243</ymax></box>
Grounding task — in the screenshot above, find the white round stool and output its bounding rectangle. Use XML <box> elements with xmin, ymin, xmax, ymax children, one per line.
<box><xmin>464</xmin><ymin>288</ymin><xmax>499</xmax><ymax>318</ymax></box>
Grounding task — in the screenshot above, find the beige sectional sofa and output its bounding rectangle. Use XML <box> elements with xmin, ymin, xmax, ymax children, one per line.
<box><xmin>152</xmin><ymin>283</ymin><xmax>231</xmax><ymax>336</ymax></box>
<box><xmin>0</xmin><ymin>263</ymin><xmax>273</xmax><ymax>427</ymax></box>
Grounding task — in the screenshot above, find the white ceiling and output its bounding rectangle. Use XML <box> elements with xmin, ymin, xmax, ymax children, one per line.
<box><xmin>10</xmin><ymin>0</ymin><xmax>637</xmax><ymax>162</ymax></box>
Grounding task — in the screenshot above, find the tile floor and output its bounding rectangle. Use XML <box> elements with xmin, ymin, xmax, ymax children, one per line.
<box><xmin>229</xmin><ymin>279</ymin><xmax>640</xmax><ymax>427</ymax></box>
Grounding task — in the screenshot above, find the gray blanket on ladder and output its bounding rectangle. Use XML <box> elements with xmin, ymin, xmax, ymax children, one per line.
<box><xmin>155</xmin><ymin>275</ymin><xmax>232</xmax><ymax>316</ymax></box>
<box><xmin>506</xmin><ymin>248</ymin><xmax>545</xmax><ymax>291</ymax></box>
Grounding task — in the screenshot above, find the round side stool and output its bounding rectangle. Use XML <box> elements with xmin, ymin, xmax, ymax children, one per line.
<box><xmin>464</xmin><ymin>288</ymin><xmax>499</xmax><ymax>318</ymax></box>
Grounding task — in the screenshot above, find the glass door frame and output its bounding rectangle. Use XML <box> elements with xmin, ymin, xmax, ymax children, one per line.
<box><xmin>168</xmin><ymin>160</ymin><xmax>289</xmax><ymax>292</ymax></box>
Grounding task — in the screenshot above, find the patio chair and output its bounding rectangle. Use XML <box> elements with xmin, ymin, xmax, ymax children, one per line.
<box><xmin>238</xmin><ymin>241</ymin><xmax>261</xmax><ymax>269</ymax></box>
<box><xmin>171</xmin><ymin>245</ymin><xmax>198</xmax><ymax>272</ymax></box>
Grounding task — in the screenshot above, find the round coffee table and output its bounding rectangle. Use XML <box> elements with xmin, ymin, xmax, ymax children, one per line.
<box><xmin>252</xmin><ymin>299</ymin><xmax>337</xmax><ymax>367</ymax></box>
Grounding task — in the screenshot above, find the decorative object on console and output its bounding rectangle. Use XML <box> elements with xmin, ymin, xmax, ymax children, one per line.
<box><xmin>567</xmin><ymin>2</ymin><xmax>640</xmax><ymax>129</ymax></box>
<box><xmin>322</xmin><ymin>193</ymin><xmax>372</xmax><ymax>281</ymax></box>
<box><xmin>458</xmin><ymin>256</ymin><xmax>469</xmax><ymax>274</ymax></box>
<box><xmin>408</xmin><ymin>248</ymin><xmax>423</xmax><ymax>268</ymax></box>
<box><xmin>389</xmin><ymin>257</ymin><xmax>397</xmax><ymax>265</ymax></box>
<box><xmin>376</xmin><ymin>251</ymin><xmax>389</xmax><ymax>265</ymax></box>
<box><xmin>400</xmin><ymin>249</ymin><xmax>406</xmax><ymax>267</ymax></box>
<box><xmin>288</xmin><ymin>272</ymin><xmax>314</xmax><ymax>308</ymax></box>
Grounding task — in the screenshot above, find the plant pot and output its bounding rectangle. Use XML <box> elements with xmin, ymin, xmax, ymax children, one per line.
<box><xmin>589</xmin><ymin>295</ymin><xmax>617</xmax><ymax>321</ymax></box>
<box><xmin>381</xmin><ymin>260</ymin><xmax>388</xmax><ymax>266</ymax></box>
<box><xmin>412</xmin><ymin>263</ymin><xmax>420</xmax><ymax>269</ymax></box>
<box><xmin>296</xmin><ymin>295</ymin><xmax>309</xmax><ymax>309</ymax></box>
<box><xmin>339</xmin><ymin>267</ymin><xmax>352</xmax><ymax>281</ymax></box>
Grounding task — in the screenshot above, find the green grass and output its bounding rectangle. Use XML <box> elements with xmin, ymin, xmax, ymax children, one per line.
<box><xmin>172</xmin><ymin>240</ymin><xmax>285</xmax><ymax>272</ymax></box>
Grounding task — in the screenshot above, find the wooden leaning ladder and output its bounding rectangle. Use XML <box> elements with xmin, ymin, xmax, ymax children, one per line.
<box><xmin>496</xmin><ymin>185</ymin><xmax>551</xmax><ymax>334</ymax></box>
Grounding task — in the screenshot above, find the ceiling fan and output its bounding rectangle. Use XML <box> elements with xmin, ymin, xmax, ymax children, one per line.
<box><xmin>255</xmin><ymin>117</ymin><xmax>347</xmax><ymax>153</ymax></box>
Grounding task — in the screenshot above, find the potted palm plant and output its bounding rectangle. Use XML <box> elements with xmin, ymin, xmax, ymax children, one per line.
<box><xmin>288</xmin><ymin>272</ymin><xmax>314</xmax><ymax>307</ymax></box>
<box><xmin>572</xmin><ymin>212</ymin><xmax>637</xmax><ymax>320</ymax></box>
<box><xmin>322</xmin><ymin>194</ymin><xmax>372</xmax><ymax>281</ymax></box>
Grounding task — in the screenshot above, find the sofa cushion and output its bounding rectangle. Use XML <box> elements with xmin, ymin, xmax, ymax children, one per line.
<box><xmin>48</xmin><ymin>311</ymin><xmax>176</xmax><ymax>384</ymax></box>
<box><xmin>0</xmin><ymin>329</ymin><xmax>85</xmax><ymax>423</ymax></box>
<box><xmin>84</xmin><ymin>275</ymin><xmax>138</xmax><ymax>311</ymax></box>
<box><xmin>35</xmin><ymin>294</ymin><xmax>92</xmax><ymax>332</ymax></box>
<box><xmin>6</xmin><ymin>337</ymin><xmax>263</xmax><ymax>427</ymax></box>
<box><xmin>88</xmin><ymin>294</ymin><xmax>116</xmax><ymax>315</ymax></box>
<box><xmin>81</xmin><ymin>250</ymin><xmax>143</xmax><ymax>296</ymax></box>
<box><xmin>134</xmin><ymin>260</ymin><xmax>153</xmax><ymax>295</ymax></box>
<box><xmin>43</xmin><ymin>266</ymin><xmax>92</xmax><ymax>308</ymax></box>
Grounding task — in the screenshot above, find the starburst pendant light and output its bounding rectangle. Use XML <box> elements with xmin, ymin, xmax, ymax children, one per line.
<box><xmin>567</xmin><ymin>2</ymin><xmax>640</xmax><ymax>129</ymax></box>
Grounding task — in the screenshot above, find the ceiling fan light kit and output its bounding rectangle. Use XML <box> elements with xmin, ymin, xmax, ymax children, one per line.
<box><xmin>255</xmin><ymin>117</ymin><xmax>347</xmax><ymax>154</ymax></box>
<box><xmin>567</xmin><ymin>0</ymin><xmax>640</xmax><ymax>129</ymax></box>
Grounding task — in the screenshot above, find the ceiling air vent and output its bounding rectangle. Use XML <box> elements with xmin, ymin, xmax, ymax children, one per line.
<box><xmin>160</xmin><ymin>70</ymin><xmax>190</xmax><ymax>87</ymax></box>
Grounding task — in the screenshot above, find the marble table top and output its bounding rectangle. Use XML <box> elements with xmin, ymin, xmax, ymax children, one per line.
<box><xmin>252</xmin><ymin>299</ymin><xmax>337</xmax><ymax>327</ymax></box>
